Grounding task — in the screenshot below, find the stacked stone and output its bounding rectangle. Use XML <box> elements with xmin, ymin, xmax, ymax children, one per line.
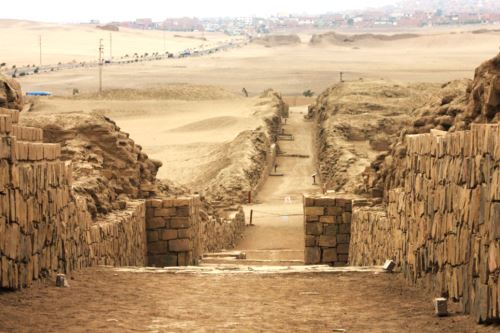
<box><xmin>349</xmin><ymin>207</ymin><xmax>393</xmax><ymax>267</ymax></box>
<box><xmin>146</xmin><ymin>197</ymin><xmax>202</xmax><ymax>267</ymax></box>
<box><xmin>0</xmin><ymin>108</ymin><xmax>20</xmax><ymax>123</ymax></box>
<box><xmin>199</xmin><ymin>207</ymin><xmax>245</xmax><ymax>253</ymax></box>
<box><xmin>63</xmin><ymin>200</ymin><xmax>147</xmax><ymax>272</ymax></box>
<box><xmin>349</xmin><ymin>124</ymin><xmax>499</xmax><ymax>323</ymax></box>
<box><xmin>1</xmin><ymin>111</ymin><xmax>72</xmax><ymax>289</ymax></box>
<box><xmin>303</xmin><ymin>194</ymin><xmax>354</xmax><ymax>266</ymax></box>
<box><xmin>11</xmin><ymin>125</ymin><xmax>43</xmax><ymax>142</ymax></box>
<box><xmin>1</xmin><ymin>111</ymin><xmax>148</xmax><ymax>289</ymax></box>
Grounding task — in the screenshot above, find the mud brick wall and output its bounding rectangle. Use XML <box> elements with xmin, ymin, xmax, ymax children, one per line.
<box><xmin>146</xmin><ymin>197</ymin><xmax>202</xmax><ymax>267</ymax></box>
<box><xmin>303</xmin><ymin>194</ymin><xmax>353</xmax><ymax>266</ymax></box>
<box><xmin>64</xmin><ymin>200</ymin><xmax>147</xmax><ymax>272</ymax></box>
<box><xmin>349</xmin><ymin>207</ymin><xmax>393</xmax><ymax>266</ymax></box>
<box><xmin>1</xmin><ymin>112</ymin><xmax>147</xmax><ymax>289</ymax></box>
<box><xmin>200</xmin><ymin>208</ymin><xmax>245</xmax><ymax>253</ymax></box>
<box><xmin>146</xmin><ymin>197</ymin><xmax>246</xmax><ymax>266</ymax></box>
<box><xmin>349</xmin><ymin>124</ymin><xmax>500</xmax><ymax>323</ymax></box>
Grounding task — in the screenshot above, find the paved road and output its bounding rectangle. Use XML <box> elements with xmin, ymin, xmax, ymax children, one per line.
<box><xmin>236</xmin><ymin>106</ymin><xmax>319</xmax><ymax>262</ymax></box>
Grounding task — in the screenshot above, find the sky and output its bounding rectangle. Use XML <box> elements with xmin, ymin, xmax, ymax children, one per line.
<box><xmin>0</xmin><ymin>0</ymin><xmax>399</xmax><ymax>23</ymax></box>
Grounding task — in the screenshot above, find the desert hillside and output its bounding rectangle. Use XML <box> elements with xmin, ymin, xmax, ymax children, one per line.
<box><xmin>1</xmin><ymin>8</ymin><xmax>500</xmax><ymax>330</ymax></box>
<box><xmin>12</xmin><ymin>27</ymin><xmax>500</xmax><ymax>96</ymax></box>
<box><xmin>0</xmin><ymin>19</ymin><xmax>237</xmax><ymax>66</ymax></box>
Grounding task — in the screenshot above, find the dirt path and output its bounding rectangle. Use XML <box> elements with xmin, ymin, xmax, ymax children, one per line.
<box><xmin>236</xmin><ymin>106</ymin><xmax>318</xmax><ymax>262</ymax></box>
<box><xmin>0</xmin><ymin>267</ymin><xmax>496</xmax><ymax>333</ymax></box>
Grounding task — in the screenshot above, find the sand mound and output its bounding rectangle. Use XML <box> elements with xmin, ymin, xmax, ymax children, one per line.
<box><xmin>167</xmin><ymin>116</ymin><xmax>241</xmax><ymax>132</ymax></box>
<box><xmin>362</xmin><ymin>52</ymin><xmax>500</xmax><ymax>200</ymax></box>
<box><xmin>0</xmin><ymin>75</ymin><xmax>23</xmax><ymax>110</ymax></box>
<box><xmin>188</xmin><ymin>89</ymin><xmax>288</xmax><ymax>204</ymax></box>
<box><xmin>97</xmin><ymin>24</ymin><xmax>119</xmax><ymax>32</ymax></box>
<box><xmin>174</xmin><ymin>34</ymin><xmax>207</xmax><ymax>41</ymax></box>
<box><xmin>310</xmin><ymin>32</ymin><xmax>419</xmax><ymax>46</ymax></box>
<box><xmin>309</xmin><ymin>80</ymin><xmax>440</xmax><ymax>193</ymax></box>
<box><xmin>253</xmin><ymin>34</ymin><xmax>301</xmax><ymax>47</ymax></box>
<box><xmin>20</xmin><ymin>112</ymin><xmax>166</xmax><ymax>218</ymax></box>
<box><xmin>471</xmin><ymin>28</ymin><xmax>500</xmax><ymax>34</ymax></box>
<box><xmin>78</xmin><ymin>84</ymin><xmax>237</xmax><ymax>101</ymax></box>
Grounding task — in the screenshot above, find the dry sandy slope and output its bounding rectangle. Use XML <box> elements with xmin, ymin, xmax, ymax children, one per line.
<box><xmin>310</xmin><ymin>80</ymin><xmax>444</xmax><ymax>194</ymax></box>
<box><xmin>0</xmin><ymin>19</ymin><xmax>236</xmax><ymax>66</ymax></box>
<box><xmin>15</xmin><ymin>28</ymin><xmax>500</xmax><ymax>96</ymax></box>
<box><xmin>30</xmin><ymin>85</ymin><xmax>285</xmax><ymax>204</ymax></box>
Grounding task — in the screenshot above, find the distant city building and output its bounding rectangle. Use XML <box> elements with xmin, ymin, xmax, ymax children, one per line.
<box><xmin>136</xmin><ymin>18</ymin><xmax>154</xmax><ymax>29</ymax></box>
<box><xmin>162</xmin><ymin>18</ymin><xmax>204</xmax><ymax>31</ymax></box>
<box><xmin>106</xmin><ymin>1</ymin><xmax>500</xmax><ymax>35</ymax></box>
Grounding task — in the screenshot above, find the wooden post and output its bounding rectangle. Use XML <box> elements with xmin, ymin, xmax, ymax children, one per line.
<box><xmin>249</xmin><ymin>209</ymin><xmax>254</xmax><ymax>226</ymax></box>
<box><xmin>39</xmin><ymin>35</ymin><xmax>42</xmax><ymax>67</ymax></box>
<box><xmin>98</xmin><ymin>39</ymin><xmax>104</xmax><ymax>94</ymax></box>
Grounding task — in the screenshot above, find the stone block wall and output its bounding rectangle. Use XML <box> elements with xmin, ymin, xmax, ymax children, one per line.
<box><xmin>349</xmin><ymin>207</ymin><xmax>393</xmax><ymax>266</ymax></box>
<box><xmin>200</xmin><ymin>207</ymin><xmax>245</xmax><ymax>253</ymax></box>
<box><xmin>303</xmin><ymin>194</ymin><xmax>354</xmax><ymax>266</ymax></box>
<box><xmin>145</xmin><ymin>198</ymin><xmax>245</xmax><ymax>266</ymax></box>
<box><xmin>65</xmin><ymin>200</ymin><xmax>147</xmax><ymax>272</ymax></box>
<box><xmin>1</xmin><ymin>111</ymin><xmax>147</xmax><ymax>289</ymax></box>
<box><xmin>349</xmin><ymin>124</ymin><xmax>500</xmax><ymax>323</ymax></box>
<box><xmin>146</xmin><ymin>197</ymin><xmax>201</xmax><ymax>267</ymax></box>
<box><xmin>1</xmin><ymin>107</ymin><xmax>248</xmax><ymax>289</ymax></box>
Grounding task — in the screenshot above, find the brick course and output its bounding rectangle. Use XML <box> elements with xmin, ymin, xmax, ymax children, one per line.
<box><xmin>349</xmin><ymin>124</ymin><xmax>500</xmax><ymax>323</ymax></box>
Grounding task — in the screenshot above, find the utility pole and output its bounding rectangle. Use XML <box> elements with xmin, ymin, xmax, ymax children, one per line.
<box><xmin>163</xmin><ymin>29</ymin><xmax>166</xmax><ymax>53</ymax></box>
<box><xmin>109</xmin><ymin>33</ymin><xmax>112</xmax><ymax>61</ymax></box>
<box><xmin>39</xmin><ymin>35</ymin><xmax>42</xmax><ymax>67</ymax></box>
<box><xmin>98</xmin><ymin>39</ymin><xmax>104</xmax><ymax>94</ymax></box>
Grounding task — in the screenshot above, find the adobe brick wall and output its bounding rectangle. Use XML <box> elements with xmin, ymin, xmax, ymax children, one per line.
<box><xmin>303</xmin><ymin>194</ymin><xmax>356</xmax><ymax>266</ymax></box>
<box><xmin>200</xmin><ymin>207</ymin><xmax>245</xmax><ymax>254</ymax></box>
<box><xmin>0</xmin><ymin>111</ymin><xmax>147</xmax><ymax>289</ymax></box>
<box><xmin>349</xmin><ymin>124</ymin><xmax>500</xmax><ymax>323</ymax></box>
<box><xmin>146</xmin><ymin>197</ymin><xmax>245</xmax><ymax>266</ymax></box>
<box><xmin>146</xmin><ymin>197</ymin><xmax>202</xmax><ymax>267</ymax></box>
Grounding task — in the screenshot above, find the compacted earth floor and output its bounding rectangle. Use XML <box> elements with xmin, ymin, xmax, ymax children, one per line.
<box><xmin>0</xmin><ymin>267</ymin><xmax>498</xmax><ymax>333</ymax></box>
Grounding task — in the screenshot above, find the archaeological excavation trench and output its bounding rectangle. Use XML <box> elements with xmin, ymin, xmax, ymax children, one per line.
<box><xmin>0</xmin><ymin>51</ymin><xmax>499</xmax><ymax>331</ymax></box>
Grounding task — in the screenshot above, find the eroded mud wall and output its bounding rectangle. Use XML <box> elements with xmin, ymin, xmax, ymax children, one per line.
<box><xmin>0</xmin><ymin>111</ymin><xmax>147</xmax><ymax>289</ymax></box>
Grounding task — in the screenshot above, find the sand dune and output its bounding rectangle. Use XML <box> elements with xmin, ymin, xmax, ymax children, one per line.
<box><xmin>252</xmin><ymin>34</ymin><xmax>302</xmax><ymax>47</ymax></box>
<box><xmin>0</xmin><ymin>19</ymin><xmax>237</xmax><ymax>66</ymax></box>
<box><xmin>167</xmin><ymin>116</ymin><xmax>242</xmax><ymax>132</ymax></box>
<box><xmin>310</xmin><ymin>31</ymin><xmax>420</xmax><ymax>45</ymax></box>
<box><xmin>15</xmin><ymin>26</ymin><xmax>500</xmax><ymax>97</ymax></box>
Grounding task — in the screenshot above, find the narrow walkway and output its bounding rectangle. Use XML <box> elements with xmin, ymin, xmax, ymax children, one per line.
<box><xmin>234</xmin><ymin>106</ymin><xmax>318</xmax><ymax>263</ymax></box>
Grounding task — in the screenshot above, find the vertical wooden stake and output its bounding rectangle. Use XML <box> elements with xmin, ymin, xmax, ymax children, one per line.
<box><xmin>249</xmin><ymin>209</ymin><xmax>253</xmax><ymax>226</ymax></box>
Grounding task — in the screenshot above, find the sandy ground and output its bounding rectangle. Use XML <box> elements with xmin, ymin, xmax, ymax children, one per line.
<box><xmin>237</xmin><ymin>107</ymin><xmax>316</xmax><ymax>262</ymax></box>
<box><xmin>28</xmin><ymin>89</ymin><xmax>268</xmax><ymax>184</ymax></box>
<box><xmin>0</xmin><ymin>20</ymin><xmax>236</xmax><ymax>66</ymax></box>
<box><xmin>0</xmin><ymin>266</ymin><xmax>497</xmax><ymax>333</ymax></box>
<box><xmin>4</xmin><ymin>23</ymin><xmax>500</xmax><ymax>331</ymax></box>
<box><xmin>15</xmin><ymin>28</ymin><xmax>500</xmax><ymax>96</ymax></box>
<box><xmin>105</xmin><ymin>97</ymin><xmax>262</xmax><ymax>183</ymax></box>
